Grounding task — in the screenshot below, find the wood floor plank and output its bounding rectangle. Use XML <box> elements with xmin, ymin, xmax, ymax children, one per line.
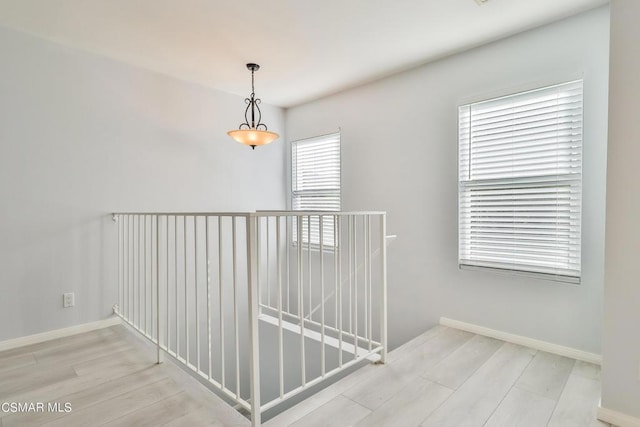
<box><xmin>103</xmin><ymin>391</ymin><xmax>201</xmax><ymax>427</ymax></box>
<box><xmin>572</xmin><ymin>360</ymin><xmax>601</xmax><ymax>380</ymax></box>
<box><xmin>343</xmin><ymin>328</ymin><xmax>473</xmax><ymax>410</ymax></box>
<box><xmin>0</xmin><ymin>365</ymin><xmax>77</xmax><ymax>400</ymax></box>
<box><xmin>107</xmin><ymin>325</ymin><xmax>250</xmax><ymax>426</ymax></box>
<box><xmin>263</xmin><ymin>363</ymin><xmax>376</xmax><ymax>427</ymax></box>
<box><xmin>2</xmin><ymin>366</ymin><xmax>166</xmax><ymax>427</ymax></box>
<box><xmin>43</xmin><ymin>377</ymin><xmax>180</xmax><ymax>427</ymax></box>
<box><xmin>0</xmin><ymin>352</ymin><xmax>36</xmax><ymax>374</ymax></box>
<box><xmin>0</xmin><ymin>326</ymin><xmax>249</xmax><ymax>427</ymax></box>
<box><xmin>515</xmin><ymin>351</ymin><xmax>575</xmax><ymax>400</ymax></box>
<box><xmin>423</xmin><ymin>334</ymin><xmax>502</xmax><ymax>390</ymax></box>
<box><xmin>1</xmin><ymin>351</ymin><xmax>159</xmax><ymax>410</ymax></box>
<box><xmin>548</xmin><ymin>374</ymin><xmax>609</xmax><ymax>427</ymax></box>
<box><xmin>152</xmin><ymin>364</ymin><xmax>251</xmax><ymax>426</ymax></box>
<box><xmin>265</xmin><ymin>326</ymin><xmax>452</xmax><ymax>427</ymax></box>
<box><xmin>385</xmin><ymin>325</ymin><xmax>447</xmax><ymax>363</ymax></box>
<box><xmin>33</xmin><ymin>335</ymin><xmax>133</xmax><ymax>367</ymax></box>
<box><xmin>290</xmin><ymin>395</ymin><xmax>370</xmax><ymax>427</ymax></box>
<box><xmin>0</xmin><ymin>329</ymin><xmax>114</xmax><ymax>359</ymax></box>
<box><xmin>421</xmin><ymin>343</ymin><xmax>537</xmax><ymax>427</ymax></box>
<box><xmin>484</xmin><ymin>386</ymin><xmax>556</xmax><ymax>427</ymax></box>
<box><xmin>160</xmin><ymin>408</ymin><xmax>241</xmax><ymax>427</ymax></box>
<box><xmin>72</xmin><ymin>348</ymin><xmax>156</xmax><ymax>377</ymax></box>
<box><xmin>355</xmin><ymin>377</ymin><xmax>453</xmax><ymax>427</ymax></box>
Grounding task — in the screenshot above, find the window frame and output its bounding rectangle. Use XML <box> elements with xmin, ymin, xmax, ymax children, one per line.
<box><xmin>290</xmin><ymin>131</ymin><xmax>341</xmax><ymax>248</ymax></box>
<box><xmin>457</xmin><ymin>80</ymin><xmax>583</xmax><ymax>284</ymax></box>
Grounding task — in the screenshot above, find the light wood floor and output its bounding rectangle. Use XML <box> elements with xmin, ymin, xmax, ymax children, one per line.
<box><xmin>0</xmin><ymin>325</ymin><xmax>249</xmax><ymax>427</ymax></box>
<box><xmin>0</xmin><ymin>324</ymin><xmax>609</xmax><ymax>427</ymax></box>
<box><xmin>267</xmin><ymin>325</ymin><xmax>610</xmax><ymax>427</ymax></box>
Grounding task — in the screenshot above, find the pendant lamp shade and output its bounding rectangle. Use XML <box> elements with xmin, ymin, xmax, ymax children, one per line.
<box><xmin>227</xmin><ymin>129</ymin><xmax>279</xmax><ymax>147</ymax></box>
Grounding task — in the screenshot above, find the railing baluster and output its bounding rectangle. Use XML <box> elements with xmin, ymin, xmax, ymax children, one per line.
<box><xmin>184</xmin><ymin>216</ymin><xmax>189</xmax><ymax>364</ymax></box>
<box><xmin>337</xmin><ymin>215</ymin><xmax>343</xmax><ymax>368</ymax></box>
<box><xmin>380</xmin><ymin>214</ymin><xmax>388</xmax><ymax>363</ymax></box>
<box><xmin>298</xmin><ymin>215</ymin><xmax>305</xmax><ymax>386</ymax></box>
<box><xmin>149</xmin><ymin>215</ymin><xmax>153</xmax><ymax>336</ymax></box>
<box><xmin>195</xmin><ymin>216</ymin><xmax>200</xmax><ymax>372</ymax></box>
<box><xmin>175</xmin><ymin>216</ymin><xmax>179</xmax><ymax>359</ymax></box>
<box><xmin>233</xmin><ymin>217</ymin><xmax>240</xmax><ymax>399</ymax></box>
<box><xmin>147</xmin><ymin>215</ymin><xmax>153</xmax><ymax>336</ymax></box>
<box><xmin>151</xmin><ymin>216</ymin><xmax>154</xmax><ymax>339</ymax></box>
<box><xmin>129</xmin><ymin>215</ymin><xmax>131</xmax><ymax>320</ymax></box>
<box><xmin>219</xmin><ymin>216</ymin><xmax>225</xmax><ymax>389</ymax></box>
<box><xmin>123</xmin><ymin>215</ymin><xmax>126</xmax><ymax>319</ymax></box>
<box><xmin>166</xmin><ymin>215</ymin><xmax>170</xmax><ymax>350</ymax></box>
<box><xmin>138</xmin><ymin>215</ymin><xmax>142</xmax><ymax>328</ymax></box>
<box><xmin>267</xmin><ymin>217</ymin><xmax>271</xmax><ymax>308</ymax></box>
<box><xmin>367</xmin><ymin>215</ymin><xmax>372</xmax><ymax>351</ymax></box>
<box><xmin>334</xmin><ymin>215</ymin><xmax>338</xmax><ymax>331</ymax></box>
<box><xmin>125</xmin><ymin>218</ymin><xmax>128</xmax><ymax>317</ymax></box>
<box><xmin>308</xmin><ymin>215</ymin><xmax>311</xmax><ymax>321</ymax></box>
<box><xmin>286</xmin><ymin>216</ymin><xmax>290</xmax><ymax>314</ymax></box>
<box><xmin>276</xmin><ymin>216</ymin><xmax>284</xmax><ymax>398</ymax></box>
<box><xmin>117</xmin><ymin>216</ymin><xmax>121</xmax><ymax>314</ymax></box>
<box><xmin>348</xmin><ymin>215</ymin><xmax>353</xmax><ymax>343</ymax></box>
<box><xmin>206</xmin><ymin>216</ymin><xmax>212</xmax><ymax>380</ymax></box>
<box><xmin>136</xmin><ymin>214</ymin><xmax>138</xmax><ymax>324</ymax></box>
<box><xmin>257</xmin><ymin>216</ymin><xmax>261</xmax><ymax>308</ymax></box>
<box><xmin>156</xmin><ymin>215</ymin><xmax>163</xmax><ymax>363</ymax></box>
<box><xmin>320</xmin><ymin>215</ymin><xmax>325</xmax><ymax>377</ymax></box>
<box><xmin>363</xmin><ymin>215</ymin><xmax>367</xmax><ymax>353</ymax></box>
<box><xmin>131</xmin><ymin>215</ymin><xmax>134</xmax><ymax>322</ymax></box>
<box><xmin>354</xmin><ymin>215</ymin><xmax>358</xmax><ymax>357</ymax></box>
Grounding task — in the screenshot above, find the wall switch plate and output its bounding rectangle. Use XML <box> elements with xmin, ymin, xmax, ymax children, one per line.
<box><xmin>63</xmin><ymin>292</ymin><xmax>75</xmax><ymax>308</ymax></box>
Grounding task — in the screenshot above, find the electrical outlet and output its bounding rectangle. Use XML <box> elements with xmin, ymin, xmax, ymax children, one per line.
<box><xmin>63</xmin><ymin>292</ymin><xmax>75</xmax><ymax>308</ymax></box>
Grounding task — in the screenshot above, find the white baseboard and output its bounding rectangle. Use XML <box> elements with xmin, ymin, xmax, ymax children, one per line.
<box><xmin>0</xmin><ymin>317</ymin><xmax>121</xmax><ymax>352</ymax></box>
<box><xmin>598</xmin><ymin>405</ymin><xmax>640</xmax><ymax>427</ymax></box>
<box><xmin>440</xmin><ymin>317</ymin><xmax>602</xmax><ymax>365</ymax></box>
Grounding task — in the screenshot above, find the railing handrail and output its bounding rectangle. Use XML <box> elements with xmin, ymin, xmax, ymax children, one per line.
<box><xmin>254</xmin><ymin>210</ymin><xmax>386</xmax><ymax>216</ymax></box>
<box><xmin>112</xmin><ymin>211</ymin><xmax>252</xmax><ymax>217</ymax></box>
<box><xmin>113</xmin><ymin>211</ymin><xmax>386</xmax><ymax>217</ymax></box>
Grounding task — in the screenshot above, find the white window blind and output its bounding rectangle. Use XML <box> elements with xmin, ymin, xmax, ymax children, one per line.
<box><xmin>292</xmin><ymin>132</ymin><xmax>341</xmax><ymax>246</ymax></box>
<box><xmin>458</xmin><ymin>80</ymin><xmax>583</xmax><ymax>283</ymax></box>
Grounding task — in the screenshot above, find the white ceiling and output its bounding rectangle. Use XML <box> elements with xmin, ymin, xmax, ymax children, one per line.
<box><xmin>0</xmin><ymin>0</ymin><xmax>608</xmax><ymax>107</ymax></box>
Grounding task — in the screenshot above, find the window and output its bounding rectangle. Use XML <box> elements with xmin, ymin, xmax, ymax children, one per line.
<box><xmin>291</xmin><ymin>132</ymin><xmax>341</xmax><ymax>246</ymax></box>
<box><xmin>458</xmin><ymin>80</ymin><xmax>583</xmax><ymax>283</ymax></box>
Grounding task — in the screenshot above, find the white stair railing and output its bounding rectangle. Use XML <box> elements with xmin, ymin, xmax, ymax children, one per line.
<box><xmin>112</xmin><ymin>211</ymin><xmax>388</xmax><ymax>426</ymax></box>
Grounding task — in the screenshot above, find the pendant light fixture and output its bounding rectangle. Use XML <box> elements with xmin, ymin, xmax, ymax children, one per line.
<box><xmin>227</xmin><ymin>63</ymin><xmax>279</xmax><ymax>149</ymax></box>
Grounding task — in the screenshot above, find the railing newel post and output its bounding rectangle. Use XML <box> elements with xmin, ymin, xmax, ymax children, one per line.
<box><xmin>380</xmin><ymin>213</ymin><xmax>388</xmax><ymax>363</ymax></box>
<box><xmin>156</xmin><ymin>215</ymin><xmax>163</xmax><ymax>364</ymax></box>
<box><xmin>247</xmin><ymin>213</ymin><xmax>261</xmax><ymax>426</ymax></box>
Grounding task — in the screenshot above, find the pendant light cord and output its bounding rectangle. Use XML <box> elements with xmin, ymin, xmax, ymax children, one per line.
<box><xmin>251</xmin><ymin>69</ymin><xmax>255</xmax><ymax>98</ymax></box>
<box><xmin>250</xmin><ymin>69</ymin><xmax>256</xmax><ymax>128</ymax></box>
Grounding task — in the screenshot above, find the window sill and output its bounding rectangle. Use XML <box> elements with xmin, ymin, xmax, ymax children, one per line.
<box><xmin>459</xmin><ymin>263</ymin><xmax>581</xmax><ymax>285</ymax></box>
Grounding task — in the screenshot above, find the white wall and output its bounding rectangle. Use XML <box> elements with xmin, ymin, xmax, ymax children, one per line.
<box><xmin>286</xmin><ymin>7</ymin><xmax>609</xmax><ymax>353</ymax></box>
<box><xmin>601</xmin><ymin>0</ymin><xmax>640</xmax><ymax>419</ymax></box>
<box><xmin>0</xmin><ymin>26</ymin><xmax>287</xmax><ymax>341</ymax></box>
